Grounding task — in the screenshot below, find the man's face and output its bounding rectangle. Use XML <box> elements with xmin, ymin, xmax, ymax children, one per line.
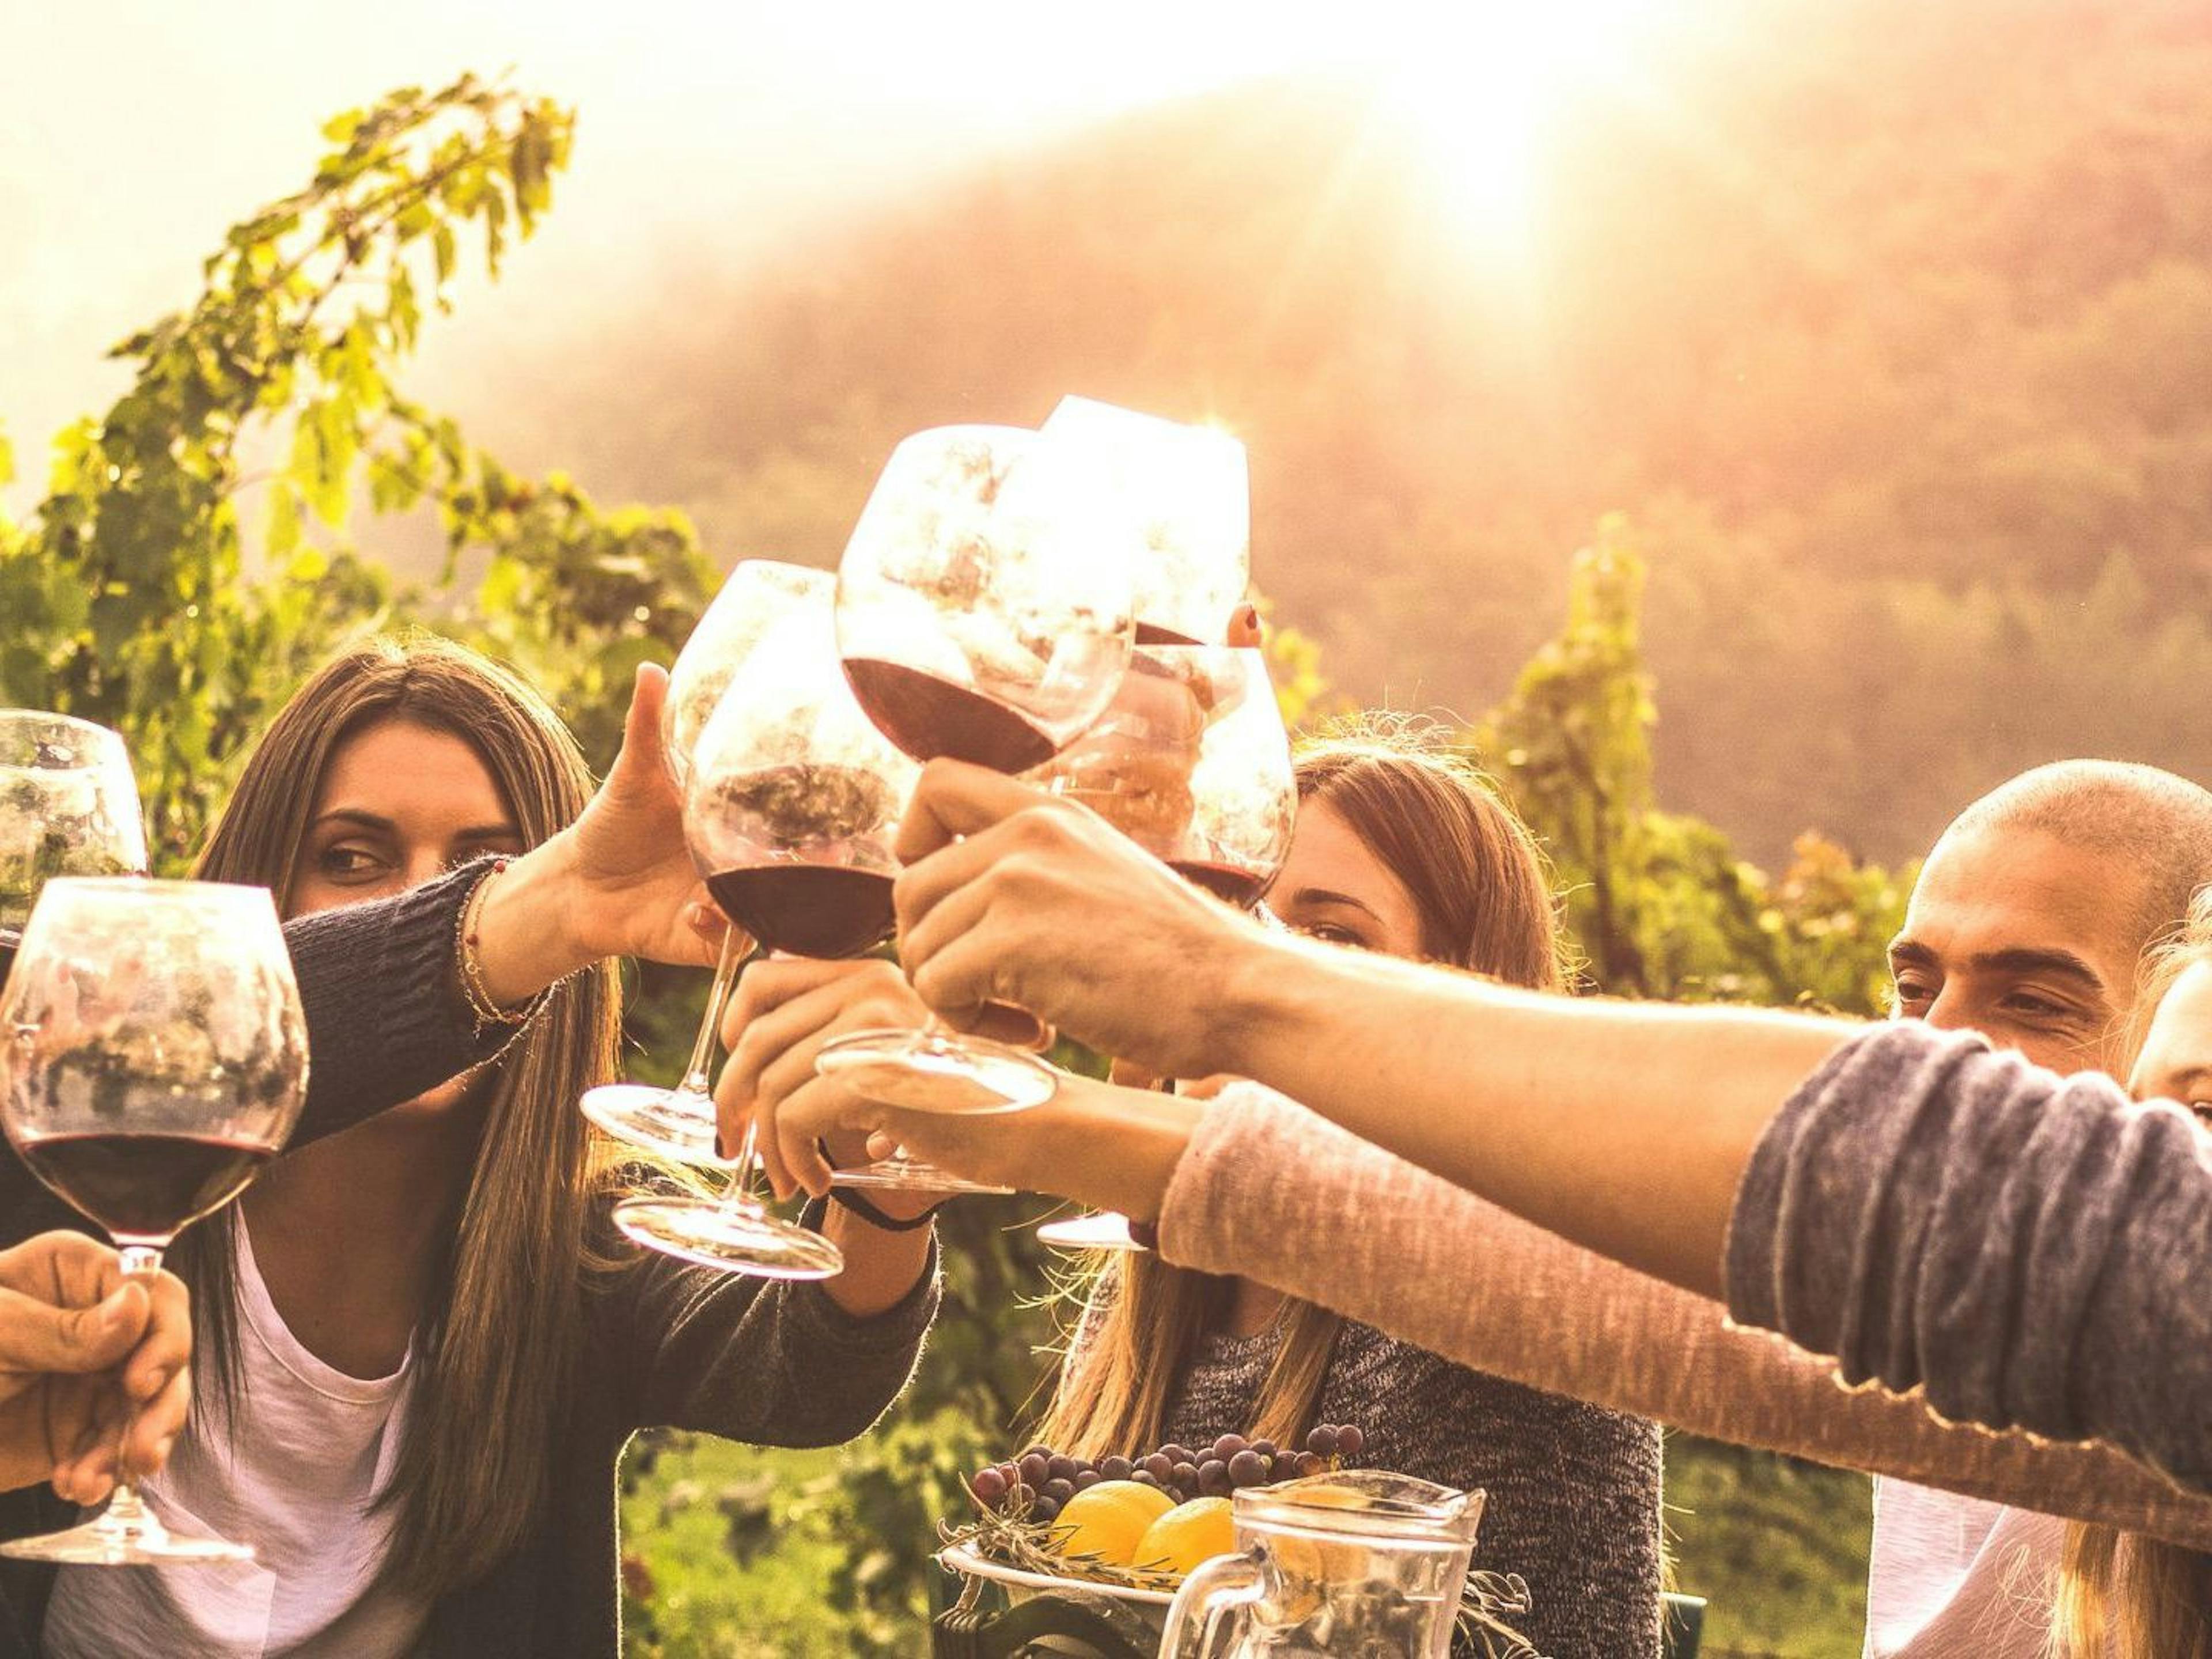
<box><xmin>1888</xmin><ymin>823</ymin><xmax>2143</xmax><ymax>1073</ymax></box>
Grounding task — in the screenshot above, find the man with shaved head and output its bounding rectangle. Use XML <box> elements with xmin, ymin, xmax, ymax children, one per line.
<box><xmin>1870</xmin><ymin>759</ymin><xmax>2212</xmax><ymax>1657</ymax></box>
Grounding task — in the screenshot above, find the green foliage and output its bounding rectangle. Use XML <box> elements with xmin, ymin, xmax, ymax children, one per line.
<box><xmin>1478</xmin><ymin>516</ymin><xmax>1906</xmax><ymax>1014</ymax></box>
<box><xmin>0</xmin><ymin>75</ymin><xmax>712</xmax><ymax>866</ymax></box>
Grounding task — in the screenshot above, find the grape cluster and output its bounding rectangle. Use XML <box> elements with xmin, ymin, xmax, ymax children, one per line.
<box><xmin>967</xmin><ymin>1423</ymin><xmax>1368</xmax><ymax>1525</ymax></box>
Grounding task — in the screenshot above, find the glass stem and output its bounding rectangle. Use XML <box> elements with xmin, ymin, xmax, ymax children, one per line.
<box><xmin>671</xmin><ymin>931</ymin><xmax>747</xmax><ymax>1109</ymax></box>
<box><xmin>723</xmin><ymin>1119</ymin><xmax>766</xmax><ymax>1212</ymax></box>
<box><xmin>105</xmin><ymin>1244</ymin><xmax>164</xmax><ymax>1525</ymax></box>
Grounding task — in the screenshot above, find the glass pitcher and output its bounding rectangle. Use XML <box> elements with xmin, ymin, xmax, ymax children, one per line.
<box><xmin>1158</xmin><ymin>1469</ymin><xmax>1484</xmax><ymax>1658</ymax></box>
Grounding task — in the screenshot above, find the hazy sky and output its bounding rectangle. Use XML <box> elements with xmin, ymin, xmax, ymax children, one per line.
<box><xmin>1</xmin><ymin>0</ymin><xmax>1351</xmax><ymax>504</ymax></box>
<box><xmin>2</xmin><ymin>0</ymin><xmax>1690</xmax><ymax>516</ymax></box>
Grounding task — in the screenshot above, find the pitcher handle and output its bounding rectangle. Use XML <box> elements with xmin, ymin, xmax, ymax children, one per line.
<box><xmin>1158</xmin><ymin>1546</ymin><xmax>1267</xmax><ymax>1658</ymax></box>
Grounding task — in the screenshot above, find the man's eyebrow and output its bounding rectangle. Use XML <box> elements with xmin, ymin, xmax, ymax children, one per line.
<box><xmin>1887</xmin><ymin>938</ymin><xmax>1936</xmax><ymax>967</ymax></box>
<box><xmin>1968</xmin><ymin>946</ymin><xmax>2106</xmax><ymax>990</ymax></box>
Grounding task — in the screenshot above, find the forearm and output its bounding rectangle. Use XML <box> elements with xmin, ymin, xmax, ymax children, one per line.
<box><xmin>1208</xmin><ymin>931</ymin><xmax>1857</xmax><ymax>1294</ymax></box>
<box><xmin>817</xmin><ymin>1205</ymin><xmax>935</xmax><ymax>1320</ymax></box>
<box><xmin>1162</xmin><ymin>1087</ymin><xmax>2212</xmax><ymax>1546</ymax></box>
<box><xmin>1727</xmin><ymin>1024</ymin><xmax>2212</xmax><ymax>1491</ymax></box>
<box><xmin>471</xmin><ymin>835</ymin><xmax>593</xmax><ymax>1008</ymax></box>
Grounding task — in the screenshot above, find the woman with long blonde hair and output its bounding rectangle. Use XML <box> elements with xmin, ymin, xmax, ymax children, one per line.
<box><xmin>1036</xmin><ymin>726</ymin><xmax>1661</xmax><ymax>1659</ymax></box>
<box><xmin>9</xmin><ymin>636</ymin><xmax>938</xmax><ymax>1659</ymax></box>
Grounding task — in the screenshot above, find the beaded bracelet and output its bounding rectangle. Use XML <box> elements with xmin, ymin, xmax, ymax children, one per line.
<box><xmin>456</xmin><ymin>858</ymin><xmax>531</xmax><ymax>1032</ymax></box>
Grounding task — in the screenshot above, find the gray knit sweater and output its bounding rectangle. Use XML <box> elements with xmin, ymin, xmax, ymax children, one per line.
<box><xmin>1726</xmin><ymin>1019</ymin><xmax>2212</xmax><ymax>1494</ymax></box>
<box><xmin>1070</xmin><ymin>1269</ymin><xmax>1663</xmax><ymax>1658</ymax></box>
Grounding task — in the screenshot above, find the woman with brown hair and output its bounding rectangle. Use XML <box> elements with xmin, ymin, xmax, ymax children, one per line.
<box><xmin>726</xmin><ymin>722</ymin><xmax>1663</xmax><ymax>1658</ymax></box>
<box><xmin>6</xmin><ymin>635</ymin><xmax>938</xmax><ymax>1659</ymax></box>
<box><xmin>1038</xmin><ymin>728</ymin><xmax>1660</xmax><ymax>1659</ymax></box>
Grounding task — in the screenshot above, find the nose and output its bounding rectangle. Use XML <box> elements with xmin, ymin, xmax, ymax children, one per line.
<box><xmin>1920</xmin><ymin>987</ymin><xmax>1969</xmax><ymax>1033</ymax></box>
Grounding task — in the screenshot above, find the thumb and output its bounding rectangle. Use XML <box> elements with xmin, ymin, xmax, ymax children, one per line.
<box><xmin>0</xmin><ymin>1282</ymin><xmax>145</xmax><ymax>1375</ymax></box>
<box><xmin>892</xmin><ymin>760</ymin><xmax>1055</xmax><ymax>863</ymax></box>
<box><xmin>608</xmin><ymin>662</ymin><xmax>672</xmax><ymax>789</ymax></box>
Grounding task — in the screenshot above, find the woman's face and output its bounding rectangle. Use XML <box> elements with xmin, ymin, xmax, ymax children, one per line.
<box><xmin>286</xmin><ymin>718</ymin><xmax>524</xmax><ymax>918</ymax></box>
<box><xmin>2126</xmin><ymin>956</ymin><xmax>2212</xmax><ymax>1126</ymax></box>
<box><xmin>1268</xmin><ymin>796</ymin><xmax>1425</xmax><ymax>961</ymax></box>
<box><xmin>286</xmin><ymin>717</ymin><xmax>524</xmax><ymax>1120</ymax></box>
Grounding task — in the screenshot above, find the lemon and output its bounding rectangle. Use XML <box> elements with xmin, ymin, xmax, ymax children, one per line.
<box><xmin>1050</xmin><ymin>1480</ymin><xmax>1177</xmax><ymax>1568</ymax></box>
<box><xmin>1132</xmin><ymin>1496</ymin><xmax>1236</xmax><ymax>1576</ymax></box>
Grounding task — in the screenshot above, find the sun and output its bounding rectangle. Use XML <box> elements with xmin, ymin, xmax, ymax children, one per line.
<box><xmin>1347</xmin><ymin>0</ymin><xmax>1676</xmax><ymax>256</ymax></box>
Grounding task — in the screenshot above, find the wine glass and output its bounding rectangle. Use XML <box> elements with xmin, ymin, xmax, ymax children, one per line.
<box><xmin>1</xmin><ymin>878</ymin><xmax>308</xmax><ymax>1564</ymax></box>
<box><xmin>816</xmin><ymin>425</ymin><xmax>1135</xmax><ymax>1117</ymax></box>
<box><xmin>1039</xmin><ymin>396</ymin><xmax>1250</xmax><ymax>647</ymax></box>
<box><xmin>1029</xmin><ymin>643</ymin><xmax>1295</xmax><ymax>1253</ymax></box>
<box><xmin>609</xmin><ymin>599</ymin><xmax>918</xmax><ymax>1278</ymax></box>
<box><xmin>582</xmin><ymin>562</ymin><xmax>834</xmax><ymax>1163</ymax></box>
<box><xmin>1</xmin><ymin>711</ymin><xmax>151</xmax><ymax>986</ymax></box>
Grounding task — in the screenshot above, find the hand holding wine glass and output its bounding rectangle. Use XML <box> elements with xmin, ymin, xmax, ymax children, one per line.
<box><xmin>816</xmin><ymin>425</ymin><xmax>1134</xmax><ymax>1117</ymax></box>
<box><xmin>609</xmin><ymin>593</ymin><xmax>919</xmax><ymax>1278</ymax></box>
<box><xmin>575</xmin><ymin>577</ymin><xmax>834</xmax><ymax>1166</ymax></box>
<box><xmin>0</xmin><ymin>1230</ymin><xmax>192</xmax><ymax>1504</ymax></box>
<box><xmin>2</xmin><ymin>878</ymin><xmax>307</xmax><ymax>1565</ymax></box>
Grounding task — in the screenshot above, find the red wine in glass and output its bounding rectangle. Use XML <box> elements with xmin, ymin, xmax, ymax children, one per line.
<box><xmin>703</xmin><ymin>865</ymin><xmax>894</xmax><ymax>961</ymax></box>
<box><xmin>16</xmin><ymin>1128</ymin><xmax>276</xmax><ymax>1241</ymax></box>
<box><xmin>1166</xmin><ymin>859</ymin><xmax>1271</xmax><ymax>912</ymax></box>
<box><xmin>838</xmin><ymin>658</ymin><xmax>1060</xmax><ymax>774</ymax></box>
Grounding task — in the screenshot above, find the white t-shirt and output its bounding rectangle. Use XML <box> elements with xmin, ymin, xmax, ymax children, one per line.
<box><xmin>43</xmin><ymin>1215</ymin><xmax>431</xmax><ymax>1658</ymax></box>
<box><xmin>1863</xmin><ymin>1479</ymin><xmax>2091</xmax><ymax>1658</ymax></box>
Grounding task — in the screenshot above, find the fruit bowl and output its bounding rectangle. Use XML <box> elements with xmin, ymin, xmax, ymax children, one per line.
<box><xmin>937</xmin><ymin>1541</ymin><xmax>1177</xmax><ymax>1609</ymax></box>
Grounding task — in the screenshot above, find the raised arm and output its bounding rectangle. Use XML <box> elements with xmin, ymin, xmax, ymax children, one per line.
<box><xmin>885</xmin><ymin>763</ymin><xmax>2212</xmax><ymax>1490</ymax></box>
<box><xmin>1159</xmin><ymin>1083</ymin><xmax>2212</xmax><ymax>1548</ymax></box>
<box><xmin>889</xmin><ymin>760</ymin><xmax>1848</xmax><ymax>1293</ymax></box>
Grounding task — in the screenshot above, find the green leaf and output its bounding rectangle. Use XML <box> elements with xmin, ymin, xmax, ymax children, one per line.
<box><xmin>266</xmin><ymin>483</ymin><xmax>301</xmax><ymax>560</ymax></box>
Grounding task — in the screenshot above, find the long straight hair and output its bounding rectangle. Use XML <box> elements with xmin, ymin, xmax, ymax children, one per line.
<box><xmin>1041</xmin><ymin>721</ymin><xmax>1564</xmax><ymax>1457</ymax></box>
<box><xmin>2051</xmin><ymin>888</ymin><xmax>2212</xmax><ymax>1658</ymax></box>
<box><xmin>172</xmin><ymin>634</ymin><xmax>624</xmax><ymax>1599</ymax></box>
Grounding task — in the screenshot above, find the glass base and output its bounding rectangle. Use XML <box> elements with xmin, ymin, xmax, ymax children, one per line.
<box><xmin>1035</xmin><ymin>1211</ymin><xmax>1149</xmax><ymax>1253</ymax></box>
<box><xmin>815</xmin><ymin>1028</ymin><xmax>1059</xmax><ymax>1116</ymax></box>
<box><xmin>832</xmin><ymin>1156</ymin><xmax>1013</xmax><ymax>1197</ymax></box>
<box><xmin>581</xmin><ymin>1083</ymin><xmax>725</xmax><ymax>1166</ymax></box>
<box><xmin>0</xmin><ymin>1498</ymin><xmax>253</xmax><ymax>1566</ymax></box>
<box><xmin>612</xmin><ymin>1195</ymin><xmax>844</xmax><ymax>1280</ymax></box>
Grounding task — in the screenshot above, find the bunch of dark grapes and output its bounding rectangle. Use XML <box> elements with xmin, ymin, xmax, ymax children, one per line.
<box><xmin>966</xmin><ymin>1423</ymin><xmax>1368</xmax><ymax>1525</ymax></box>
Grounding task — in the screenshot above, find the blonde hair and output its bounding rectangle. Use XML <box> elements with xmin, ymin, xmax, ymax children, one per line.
<box><xmin>175</xmin><ymin>634</ymin><xmax>628</xmax><ymax>1598</ymax></box>
<box><xmin>2050</xmin><ymin>884</ymin><xmax>2212</xmax><ymax>1658</ymax></box>
<box><xmin>1041</xmin><ymin>719</ymin><xmax>1562</xmax><ymax>1456</ymax></box>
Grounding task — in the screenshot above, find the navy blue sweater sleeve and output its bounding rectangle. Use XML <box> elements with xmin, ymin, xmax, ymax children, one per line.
<box><xmin>1725</xmin><ymin>1021</ymin><xmax>2212</xmax><ymax>1492</ymax></box>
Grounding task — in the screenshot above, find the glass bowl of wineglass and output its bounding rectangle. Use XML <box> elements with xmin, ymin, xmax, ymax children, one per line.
<box><xmin>1031</xmin><ymin>643</ymin><xmax>1295</xmax><ymax>1252</ymax></box>
<box><xmin>2</xmin><ymin>878</ymin><xmax>308</xmax><ymax>1564</ymax></box>
<box><xmin>1</xmin><ymin>711</ymin><xmax>150</xmax><ymax>984</ymax></box>
<box><xmin>817</xmin><ymin>425</ymin><xmax>1135</xmax><ymax>1117</ymax></box>
<box><xmin>1039</xmin><ymin>395</ymin><xmax>1249</xmax><ymax>648</ymax></box>
<box><xmin>609</xmin><ymin>596</ymin><xmax>920</xmax><ymax>1278</ymax></box>
<box><xmin>582</xmin><ymin>562</ymin><xmax>834</xmax><ymax>1164</ymax></box>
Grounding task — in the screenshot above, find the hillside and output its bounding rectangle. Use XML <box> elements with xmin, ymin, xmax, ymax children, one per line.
<box><xmin>449</xmin><ymin>0</ymin><xmax>2212</xmax><ymax>863</ymax></box>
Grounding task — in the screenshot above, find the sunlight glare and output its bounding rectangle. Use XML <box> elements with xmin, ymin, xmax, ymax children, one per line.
<box><xmin>1350</xmin><ymin>0</ymin><xmax>1674</xmax><ymax>256</ymax></box>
